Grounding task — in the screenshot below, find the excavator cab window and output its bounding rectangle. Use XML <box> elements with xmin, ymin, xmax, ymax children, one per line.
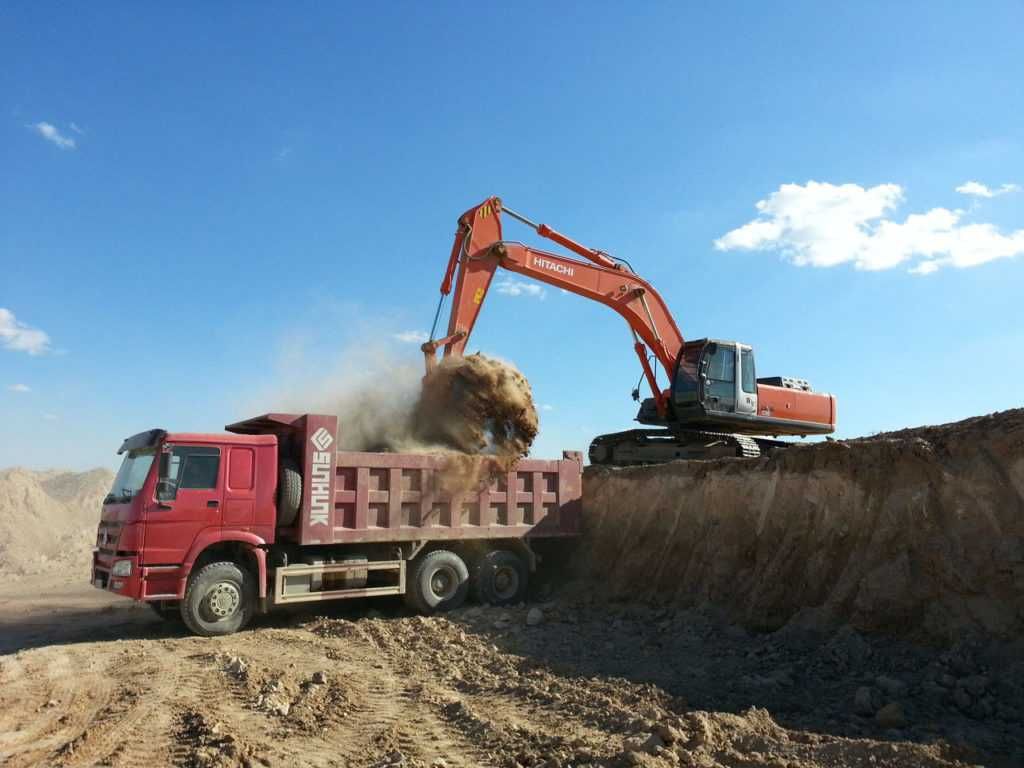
<box><xmin>672</xmin><ymin>343</ymin><xmax>703</xmax><ymax>406</ymax></box>
<box><xmin>703</xmin><ymin>342</ymin><xmax>736</xmax><ymax>412</ymax></box>
<box><xmin>741</xmin><ymin>348</ymin><xmax>756</xmax><ymax>394</ymax></box>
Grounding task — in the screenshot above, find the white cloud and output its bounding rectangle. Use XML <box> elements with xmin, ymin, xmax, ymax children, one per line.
<box><xmin>0</xmin><ymin>308</ymin><xmax>52</xmax><ymax>355</ymax></box>
<box><xmin>541</xmin><ymin>404</ymin><xmax>554</xmax><ymax>411</ymax></box>
<box><xmin>70</xmin><ymin>122</ymin><xmax>85</xmax><ymax>135</ymax></box>
<box><xmin>42</xmin><ymin>413</ymin><xmax>58</xmax><ymax>421</ymax></box>
<box><xmin>955</xmin><ymin>181</ymin><xmax>1019</xmax><ymax>198</ymax></box>
<box><xmin>392</xmin><ymin>330</ymin><xmax>429</xmax><ymax>344</ymax></box>
<box><xmin>714</xmin><ymin>181</ymin><xmax>1024</xmax><ymax>274</ymax></box>
<box><xmin>8</xmin><ymin>384</ymin><xmax>31</xmax><ymax>393</ymax></box>
<box><xmin>30</xmin><ymin>121</ymin><xmax>76</xmax><ymax>150</ymax></box>
<box><xmin>495</xmin><ymin>279</ymin><xmax>545</xmax><ymax>299</ymax></box>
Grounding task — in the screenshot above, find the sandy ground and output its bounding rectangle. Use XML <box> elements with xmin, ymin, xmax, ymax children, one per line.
<box><xmin>2</xmin><ymin>575</ymin><xmax>1021</xmax><ymax>768</ymax></box>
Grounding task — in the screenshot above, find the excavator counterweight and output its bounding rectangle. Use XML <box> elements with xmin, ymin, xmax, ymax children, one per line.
<box><xmin>424</xmin><ymin>197</ymin><xmax>836</xmax><ymax>465</ymax></box>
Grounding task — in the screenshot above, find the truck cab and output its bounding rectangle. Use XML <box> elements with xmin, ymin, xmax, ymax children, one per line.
<box><xmin>93</xmin><ymin>429</ymin><xmax>278</xmax><ymax>608</ymax></box>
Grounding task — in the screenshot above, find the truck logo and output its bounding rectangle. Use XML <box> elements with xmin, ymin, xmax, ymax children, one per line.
<box><xmin>311</xmin><ymin>427</ymin><xmax>334</xmax><ymax>451</ymax></box>
<box><xmin>309</xmin><ymin>428</ymin><xmax>334</xmax><ymax>526</ymax></box>
<box><xmin>533</xmin><ymin>256</ymin><xmax>574</xmax><ymax>278</ymax></box>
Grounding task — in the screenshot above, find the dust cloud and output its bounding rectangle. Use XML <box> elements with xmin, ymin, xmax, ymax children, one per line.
<box><xmin>255</xmin><ymin>344</ymin><xmax>539</xmax><ymax>493</ymax></box>
<box><xmin>252</xmin><ymin>345</ymin><xmax>427</xmax><ymax>452</ymax></box>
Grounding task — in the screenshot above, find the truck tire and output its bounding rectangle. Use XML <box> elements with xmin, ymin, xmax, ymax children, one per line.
<box><xmin>277</xmin><ymin>458</ymin><xmax>302</xmax><ymax>526</ymax></box>
<box><xmin>180</xmin><ymin>561</ymin><xmax>255</xmax><ymax>637</ymax></box>
<box><xmin>472</xmin><ymin>549</ymin><xmax>529</xmax><ymax>606</ymax></box>
<box><xmin>404</xmin><ymin>550</ymin><xmax>469</xmax><ymax>614</ymax></box>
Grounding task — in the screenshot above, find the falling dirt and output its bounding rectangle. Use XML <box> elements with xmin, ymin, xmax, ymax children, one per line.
<box><xmin>405</xmin><ymin>354</ymin><xmax>539</xmax><ymax>494</ymax></box>
<box><xmin>411</xmin><ymin>354</ymin><xmax>539</xmax><ymax>465</ymax></box>
<box><xmin>428</xmin><ymin>452</ymin><xmax>504</xmax><ymax>497</ymax></box>
<box><xmin>278</xmin><ymin>349</ymin><xmax>540</xmax><ymax>494</ymax></box>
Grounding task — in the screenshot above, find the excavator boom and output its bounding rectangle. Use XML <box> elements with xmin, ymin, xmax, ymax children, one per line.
<box><xmin>425</xmin><ymin>197</ymin><xmax>682</xmax><ymax>415</ymax></box>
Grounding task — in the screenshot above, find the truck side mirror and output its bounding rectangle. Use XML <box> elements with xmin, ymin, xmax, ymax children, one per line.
<box><xmin>156</xmin><ymin>452</ymin><xmax>178</xmax><ymax>501</ymax></box>
<box><xmin>156</xmin><ymin>479</ymin><xmax>177</xmax><ymax>502</ymax></box>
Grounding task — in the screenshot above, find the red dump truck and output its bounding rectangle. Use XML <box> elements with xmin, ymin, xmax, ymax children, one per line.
<box><xmin>92</xmin><ymin>413</ymin><xmax>582</xmax><ymax>636</ymax></box>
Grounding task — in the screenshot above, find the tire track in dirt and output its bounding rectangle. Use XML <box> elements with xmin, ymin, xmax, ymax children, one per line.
<box><xmin>153</xmin><ymin>629</ymin><xmax>416</xmax><ymax>768</ymax></box>
<box><xmin>165</xmin><ymin>643</ymin><xmax>284</xmax><ymax>767</ymax></box>
<box><xmin>210</xmin><ymin>631</ymin><xmax>367</xmax><ymax>767</ymax></box>
<box><xmin>352</xmin><ymin>618</ymin><xmax>558</xmax><ymax>768</ymax></box>
<box><xmin>0</xmin><ymin>646</ymin><xmax>117</xmax><ymax>768</ymax></box>
<box><xmin>349</xmin><ymin>615</ymin><xmax>644</xmax><ymax>765</ymax></box>
<box><xmin>283</xmin><ymin>624</ymin><xmax>492</xmax><ymax>768</ymax></box>
<box><xmin>55</xmin><ymin>641</ymin><xmax>184</xmax><ymax>768</ymax></box>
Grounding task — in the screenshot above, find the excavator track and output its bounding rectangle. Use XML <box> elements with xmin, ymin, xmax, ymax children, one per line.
<box><xmin>588</xmin><ymin>428</ymin><xmax>788</xmax><ymax>467</ymax></box>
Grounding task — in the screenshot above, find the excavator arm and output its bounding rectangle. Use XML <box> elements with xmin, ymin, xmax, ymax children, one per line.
<box><xmin>423</xmin><ymin>197</ymin><xmax>684</xmax><ymax>415</ymax></box>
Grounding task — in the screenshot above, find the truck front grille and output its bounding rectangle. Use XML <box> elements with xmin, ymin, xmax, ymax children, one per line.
<box><xmin>96</xmin><ymin>523</ymin><xmax>121</xmax><ymax>554</ymax></box>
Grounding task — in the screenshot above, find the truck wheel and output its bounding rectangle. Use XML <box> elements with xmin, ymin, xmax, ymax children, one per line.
<box><xmin>180</xmin><ymin>561</ymin><xmax>255</xmax><ymax>637</ymax></box>
<box><xmin>405</xmin><ymin>550</ymin><xmax>469</xmax><ymax>614</ymax></box>
<box><xmin>277</xmin><ymin>458</ymin><xmax>302</xmax><ymax>526</ymax></box>
<box><xmin>472</xmin><ymin>549</ymin><xmax>529</xmax><ymax>606</ymax></box>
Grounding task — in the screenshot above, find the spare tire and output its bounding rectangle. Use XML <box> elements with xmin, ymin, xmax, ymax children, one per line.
<box><xmin>277</xmin><ymin>457</ymin><xmax>302</xmax><ymax>526</ymax></box>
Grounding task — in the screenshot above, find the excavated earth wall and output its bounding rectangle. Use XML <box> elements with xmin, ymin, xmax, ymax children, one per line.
<box><xmin>577</xmin><ymin>409</ymin><xmax>1024</xmax><ymax>643</ymax></box>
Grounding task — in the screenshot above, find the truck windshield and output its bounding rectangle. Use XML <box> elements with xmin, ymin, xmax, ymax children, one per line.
<box><xmin>106</xmin><ymin>449</ymin><xmax>156</xmax><ymax>503</ymax></box>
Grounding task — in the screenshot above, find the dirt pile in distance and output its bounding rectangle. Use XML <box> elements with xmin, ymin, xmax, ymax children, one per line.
<box><xmin>577</xmin><ymin>408</ymin><xmax>1024</xmax><ymax>644</ymax></box>
<box><xmin>408</xmin><ymin>354</ymin><xmax>539</xmax><ymax>493</ymax></box>
<box><xmin>0</xmin><ymin>467</ymin><xmax>113</xmax><ymax>578</ymax></box>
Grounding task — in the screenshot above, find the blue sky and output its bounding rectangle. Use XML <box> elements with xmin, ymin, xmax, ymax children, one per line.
<box><xmin>2</xmin><ymin>3</ymin><xmax>1022</xmax><ymax>470</ymax></box>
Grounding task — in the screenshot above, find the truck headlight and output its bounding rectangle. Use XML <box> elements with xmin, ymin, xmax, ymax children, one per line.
<box><xmin>112</xmin><ymin>560</ymin><xmax>133</xmax><ymax>577</ymax></box>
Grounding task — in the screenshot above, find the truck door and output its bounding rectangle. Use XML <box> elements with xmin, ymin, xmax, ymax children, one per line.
<box><xmin>223</xmin><ymin>447</ymin><xmax>256</xmax><ymax>528</ymax></box>
<box><xmin>735</xmin><ymin>345</ymin><xmax>758</xmax><ymax>416</ymax></box>
<box><xmin>703</xmin><ymin>342</ymin><xmax>737</xmax><ymax>414</ymax></box>
<box><xmin>144</xmin><ymin>445</ymin><xmax>223</xmax><ymax>565</ymax></box>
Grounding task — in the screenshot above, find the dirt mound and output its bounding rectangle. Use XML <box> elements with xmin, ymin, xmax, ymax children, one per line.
<box><xmin>411</xmin><ymin>354</ymin><xmax>538</xmax><ymax>465</ymax></box>
<box><xmin>0</xmin><ymin>467</ymin><xmax>113</xmax><ymax>578</ymax></box>
<box><xmin>578</xmin><ymin>408</ymin><xmax>1024</xmax><ymax>644</ymax></box>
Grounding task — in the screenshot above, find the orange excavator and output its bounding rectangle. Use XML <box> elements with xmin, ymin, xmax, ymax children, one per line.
<box><xmin>422</xmin><ymin>197</ymin><xmax>836</xmax><ymax>465</ymax></box>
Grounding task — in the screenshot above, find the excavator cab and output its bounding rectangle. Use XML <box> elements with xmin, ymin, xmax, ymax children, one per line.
<box><xmin>635</xmin><ymin>337</ymin><xmax>833</xmax><ymax>441</ymax></box>
<box><xmin>671</xmin><ymin>340</ymin><xmax>758</xmax><ymax>419</ymax></box>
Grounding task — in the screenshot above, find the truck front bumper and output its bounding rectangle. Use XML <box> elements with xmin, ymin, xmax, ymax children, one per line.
<box><xmin>91</xmin><ymin>550</ymin><xmax>144</xmax><ymax>599</ymax></box>
<box><xmin>92</xmin><ymin>551</ymin><xmax>186</xmax><ymax>601</ymax></box>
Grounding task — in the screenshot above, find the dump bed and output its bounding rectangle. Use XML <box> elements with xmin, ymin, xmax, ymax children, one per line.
<box><xmin>225</xmin><ymin>413</ymin><xmax>583</xmax><ymax>547</ymax></box>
